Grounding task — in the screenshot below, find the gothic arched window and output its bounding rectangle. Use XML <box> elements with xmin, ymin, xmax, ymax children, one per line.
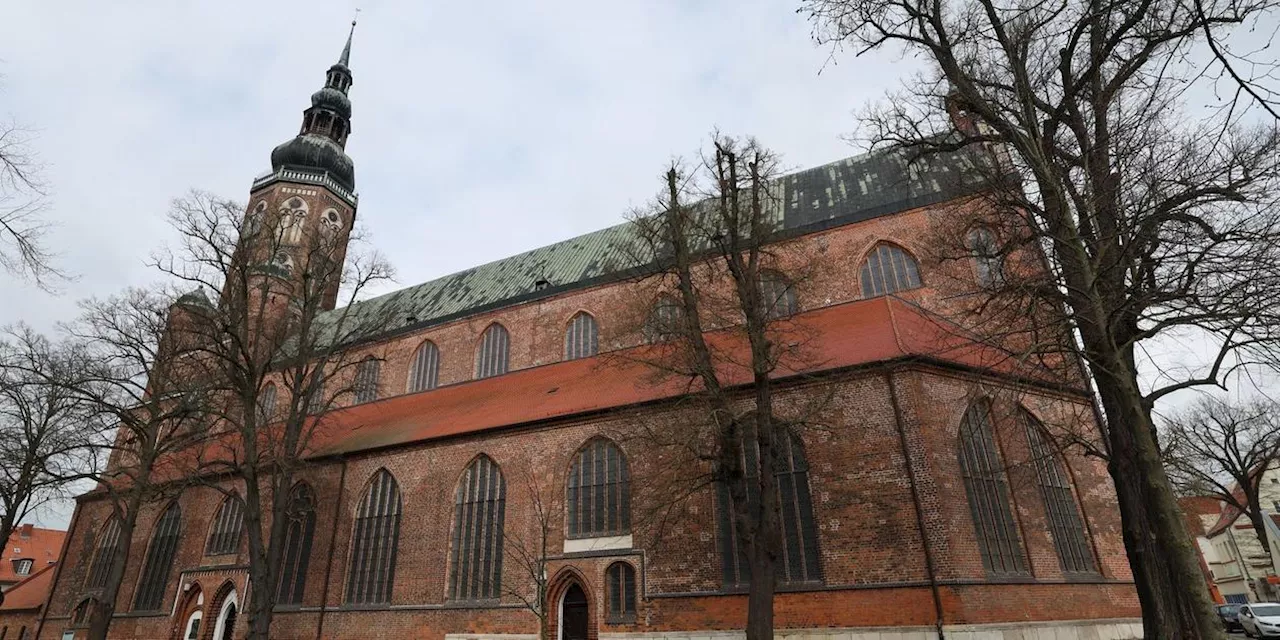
<box><xmin>475</xmin><ymin>324</ymin><xmax>510</xmax><ymax>379</ymax></box>
<box><xmin>959</xmin><ymin>400</ymin><xmax>1029</xmax><ymax>576</ymax></box>
<box><xmin>133</xmin><ymin>502</ymin><xmax>182</xmax><ymax>611</ymax></box>
<box><xmin>70</xmin><ymin>598</ymin><xmax>96</xmax><ymax>628</ymax></box>
<box><xmin>407</xmin><ymin>341</ymin><xmax>440</xmax><ymax>393</ymax></box>
<box><xmin>567</xmin><ymin>439</ymin><xmax>630</xmax><ymax>538</ymax></box>
<box><xmin>346</xmin><ymin>470</ymin><xmax>402</xmax><ymax>605</ymax></box>
<box><xmin>353</xmin><ymin>357</ymin><xmax>380</xmax><ymax>404</ymax></box>
<box><xmin>307</xmin><ymin>367</ymin><xmax>326</xmax><ymax>414</ymax></box>
<box><xmin>205</xmin><ymin>494</ymin><xmax>244</xmax><ymax>556</ymax></box>
<box><xmin>966</xmin><ymin>226</ymin><xmax>1004</xmax><ymax>288</ymax></box>
<box><xmin>257</xmin><ymin>382</ymin><xmax>277</xmax><ymax>423</ymax></box>
<box><xmin>644</xmin><ymin>296</ymin><xmax>683</xmax><ymax>342</ymax></box>
<box><xmin>606</xmin><ymin>562</ymin><xmax>638</xmax><ymax>621</ymax></box>
<box><xmin>85</xmin><ymin>517</ymin><xmax>121</xmax><ymax>589</ymax></box>
<box><xmin>564</xmin><ymin>312</ymin><xmax>599</xmax><ymax>361</ymax></box>
<box><xmin>859</xmin><ymin>243</ymin><xmax>922</xmax><ymax>297</ymax></box>
<box><xmin>757</xmin><ymin>270</ymin><xmax>798</xmax><ymax>319</ymax></box>
<box><xmin>244</xmin><ymin>202</ymin><xmax>267</xmax><ymax>240</ymax></box>
<box><xmin>1022</xmin><ymin>410</ymin><xmax>1096</xmax><ymax>574</ymax></box>
<box><xmin>717</xmin><ymin>427</ymin><xmax>821</xmax><ymax>587</ymax></box>
<box><xmin>449</xmin><ymin>455</ymin><xmax>505</xmax><ymax>601</ymax></box>
<box><xmin>276</xmin><ymin>483</ymin><xmax>317</xmax><ymax>605</ymax></box>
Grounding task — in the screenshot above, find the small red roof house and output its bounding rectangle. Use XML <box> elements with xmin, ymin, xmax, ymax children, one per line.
<box><xmin>0</xmin><ymin>561</ymin><xmax>57</xmax><ymax>639</ymax></box>
<box><xmin>0</xmin><ymin>525</ymin><xmax>65</xmax><ymax>592</ymax></box>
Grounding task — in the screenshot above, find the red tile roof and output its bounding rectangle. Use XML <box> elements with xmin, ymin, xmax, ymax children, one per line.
<box><xmin>305</xmin><ymin>296</ymin><xmax>1058</xmax><ymax>458</ymax></box>
<box><xmin>0</xmin><ymin>526</ymin><xmax>64</xmax><ymax>586</ymax></box>
<box><xmin>0</xmin><ymin>561</ymin><xmax>56</xmax><ymax>612</ymax></box>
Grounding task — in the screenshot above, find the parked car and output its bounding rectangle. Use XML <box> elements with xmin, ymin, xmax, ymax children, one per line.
<box><xmin>1220</xmin><ymin>604</ymin><xmax>1244</xmax><ymax>631</ymax></box>
<box><xmin>1239</xmin><ymin>603</ymin><xmax>1280</xmax><ymax>637</ymax></box>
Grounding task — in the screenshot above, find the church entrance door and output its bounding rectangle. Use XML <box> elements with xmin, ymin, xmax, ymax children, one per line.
<box><xmin>561</xmin><ymin>583</ymin><xmax>588</xmax><ymax>640</ymax></box>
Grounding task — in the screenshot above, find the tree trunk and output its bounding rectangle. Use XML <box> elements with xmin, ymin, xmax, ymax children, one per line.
<box><xmin>242</xmin><ymin>470</ymin><xmax>280</xmax><ymax>640</ymax></box>
<box><xmin>1093</xmin><ymin>363</ymin><xmax>1223</xmax><ymax>640</ymax></box>
<box><xmin>88</xmin><ymin>500</ymin><xmax>140</xmax><ymax>640</ymax></box>
<box><xmin>1247</xmin><ymin>494</ymin><xmax>1272</xmax><ymax>557</ymax></box>
<box><xmin>745</xmin><ymin>547</ymin><xmax>777</xmax><ymax>640</ymax></box>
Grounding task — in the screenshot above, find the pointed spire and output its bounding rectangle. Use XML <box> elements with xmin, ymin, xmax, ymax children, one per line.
<box><xmin>338</xmin><ymin>13</ymin><xmax>357</xmax><ymax>67</ymax></box>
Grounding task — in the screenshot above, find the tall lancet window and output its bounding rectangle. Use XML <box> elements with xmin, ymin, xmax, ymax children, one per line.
<box><xmin>346</xmin><ymin>470</ymin><xmax>402</xmax><ymax>605</ymax></box>
<box><xmin>407</xmin><ymin>341</ymin><xmax>440</xmax><ymax>393</ymax></box>
<box><xmin>564</xmin><ymin>312</ymin><xmax>599</xmax><ymax>361</ymax></box>
<box><xmin>449</xmin><ymin>455</ymin><xmax>506</xmax><ymax>601</ymax></box>
<box><xmin>1023</xmin><ymin>410</ymin><xmax>1096</xmax><ymax>574</ymax></box>
<box><xmin>476</xmin><ymin>324</ymin><xmax>510</xmax><ymax>379</ymax></box>
<box><xmin>959</xmin><ymin>400</ymin><xmax>1029</xmax><ymax>576</ymax></box>
<box><xmin>133</xmin><ymin>502</ymin><xmax>182</xmax><ymax>611</ymax></box>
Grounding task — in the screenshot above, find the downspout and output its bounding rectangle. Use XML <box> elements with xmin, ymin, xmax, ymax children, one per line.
<box><xmin>885</xmin><ymin>370</ymin><xmax>946</xmax><ymax>640</ymax></box>
<box><xmin>33</xmin><ymin>500</ymin><xmax>83</xmax><ymax>640</ymax></box>
<box><xmin>315</xmin><ymin>457</ymin><xmax>348</xmax><ymax>640</ymax></box>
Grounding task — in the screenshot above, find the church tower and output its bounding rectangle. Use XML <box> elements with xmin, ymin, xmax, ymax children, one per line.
<box><xmin>241</xmin><ymin>20</ymin><xmax>360</xmax><ymax>312</ymax></box>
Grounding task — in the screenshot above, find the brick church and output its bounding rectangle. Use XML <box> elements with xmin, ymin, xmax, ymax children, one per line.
<box><xmin>31</xmin><ymin>22</ymin><xmax>1140</xmax><ymax>640</ymax></box>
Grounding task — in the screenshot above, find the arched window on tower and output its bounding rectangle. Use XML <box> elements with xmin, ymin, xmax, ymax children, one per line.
<box><xmin>717</xmin><ymin>427</ymin><xmax>821</xmax><ymax>587</ymax></box>
<box><xmin>606</xmin><ymin>562</ymin><xmax>638</xmax><ymax>622</ymax></box>
<box><xmin>276</xmin><ymin>483</ymin><xmax>317</xmax><ymax>605</ymax></box>
<box><xmin>564</xmin><ymin>312</ymin><xmax>599</xmax><ymax>361</ymax></box>
<box><xmin>85</xmin><ymin>517</ymin><xmax>121</xmax><ymax>589</ymax></box>
<box><xmin>448</xmin><ymin>455</ymin><xmax>505</xmax><ymax>601</ymax></box>
<box><xmin>1022</xmin><ymin>409</ymin><xmax>1097</xmax><ymax>574</ymax></box>
<box><xmin>278</xmin><ymin>198</ymin><xmax>308</xmax><ymax>245</ymax></box>
<box><xmin>205</xmin><ymin>494</ymin><xmax>244</xmax><ymax>556</ymax></box>
<box><xmin>244</xmin><ymin>202</ymin><xmax>267</xmax><ymax>241</ymax></box>
<box><xmin>757</xmin><ymin>270</ymin><xmax>798</xmax><ymax>319</ymax></box>
<box><xmin>320</xmin><ymin>209</ymin><xmax>344</xmax><ymax>236</ymax></box>
<box><xmin>567</xmin><ymin>439</ymin><xmax>630</xmax><ymax>538</ymax></box>
<box><xmin>475</xmin><ymin>324</ymin><xmax>510</xmax><ymax>379</ymax></box>
<box><xmin>353</xmin><ymin>357</ymin><xmax>380</xmax><ymax>404</ymax></box>
<box><xmin>133</xmin><ymin>502</ymin><xmax>182</xmax><ymax>611</ymax></box>
<box><xmin>959</xmin><ymin>400</ymin><xmax>1029</xmax><ymax>576</ymax></box>
<box><xmin>346</xmin><ymin>470</ymin><xmax>402</xmax><ymax>605</ymax></box>
<box><xmin>407</xmin><ymin>340</ymin><xmax>440</xmax><ymax>393</ymax></box>
<box><xmin>859</xmin><ymin>243</ymin><xmax>922</xmax><ymax>297</ymax></box>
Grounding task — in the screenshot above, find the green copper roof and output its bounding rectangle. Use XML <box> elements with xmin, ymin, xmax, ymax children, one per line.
<box><xmin>322</xmin><ymin>145</ymin><xmax>985</xmax><ymax>344</ymax></box>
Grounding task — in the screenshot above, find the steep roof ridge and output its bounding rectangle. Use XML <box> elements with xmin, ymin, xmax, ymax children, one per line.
<box><xmin>317</xmin><ymin>144</ymin><xmax>985</xmax><ymax>345</ymax></box>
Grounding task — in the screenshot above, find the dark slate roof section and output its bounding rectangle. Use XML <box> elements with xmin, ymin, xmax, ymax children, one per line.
<box><xmin>320</xmin><ymin>145</ymin><xmax>985</xmax><ymax>345</ymax></box>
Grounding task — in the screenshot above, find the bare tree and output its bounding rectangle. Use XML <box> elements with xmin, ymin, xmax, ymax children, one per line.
<box><xmin>800</xmin><ymin>1</ymin><xmax>1280</xmax><ymax>638</ymax></box>
<box><xmin>1164</xmin><ymin>396</ymin><xmax>1280</xmax><ymax>553</ymax></box>
<box><xmin>0</xmin><ymin>111</ymin><xmax>62</xmax><ymax>287</ymax></box>
<box><xmin>0</xmin><ymin>326</ymin><xmax>99</xmax><ymax>607</ymax></box>
<box><xmin>501</xmin><ymin>467</ymin><xmax>556</xmax><ymax>640</ymax></box>
<box><xmin>621</xmin><ymin>134</ymin><xmax>825</xmax><ymax>640</ymax></box>
<box><xmin>147</xmin><ymin>190</ymin><xmax>394</xmax><ymax>640</ymax></box>
<box><xmin>57</xmin><ymin>287</ymin><xmax>212</xmax><ymax>640</ymax></box>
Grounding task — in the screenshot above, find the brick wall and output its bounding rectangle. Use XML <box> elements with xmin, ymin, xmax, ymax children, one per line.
<box><xmin>38</xmin><ymin>201</ymin><xmax>1140</xmax><ymax>638</ymax></box>
<box><xmin>40</xmin><ymin>365</ymin><xmax>1137</xmax><ymax>639</ymax></box>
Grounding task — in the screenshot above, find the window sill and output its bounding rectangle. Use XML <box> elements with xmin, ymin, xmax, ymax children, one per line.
<box><xmin>606</xmin><ymin>615</ymin><xmax>637</xmax><ymax>625</ymax></box>
<box><xmin>564</xmin><ymin>535</ymin><xmax>632</xmax><ymax>554</ymax></box>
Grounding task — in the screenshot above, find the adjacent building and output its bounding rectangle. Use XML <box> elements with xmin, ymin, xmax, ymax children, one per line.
<box><xmin>33</xmin><ymin>23</ymin><xmax>1142</xmax><ymax>640</ymax></box>
<box><xmin>0</xmin><ymin>526</ymin><xmax>65</xmax><ymax>593</ymax></box>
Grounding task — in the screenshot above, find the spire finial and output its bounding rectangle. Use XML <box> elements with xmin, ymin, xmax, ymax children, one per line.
<box><xmin>339</xmin><ymin>11</ymin><xmax>358</xmax><ymax>67</ymax></box>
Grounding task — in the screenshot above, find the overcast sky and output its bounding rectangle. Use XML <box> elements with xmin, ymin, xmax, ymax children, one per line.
<box><xmin>0</xmin><ymin>1</ymin><xmax>914</xmax><ymax>333</ymax></box>
<box><xmin>3</xmin><ymin>3</ymin><xmax>1273</xmax><ymax>529</ymax></box>
<box><xmin>0</xmin><ymin>1</ymin><xmax>917</xmax><ymax>526</ymax></box>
